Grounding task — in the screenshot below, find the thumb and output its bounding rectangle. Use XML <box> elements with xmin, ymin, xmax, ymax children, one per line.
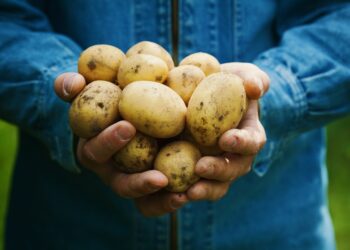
<box><xmin>54</xmin><ymin>72</ymin><xmax>86</xmax><ymax>102</ymax></box>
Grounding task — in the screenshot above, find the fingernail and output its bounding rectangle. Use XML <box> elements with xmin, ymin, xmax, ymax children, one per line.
<box><xmin>62</xmin><ymin>74</ymin><xmax>74</xmax><ymax>96</ymax></box>
<box><xmin>116</xmin><ymin>126</ymin><xmax>133</xmax><ymax>141</ymax></box>
<box><xmin>197</xmin><ymin>164</ymin><xmax>213</xmax><ymax>175</ymax></box>
<box><xmin>149</xmin><ymin>182</ymin><xmax>163</xmax><ymax>192</ymax></box>
<box><xmin>170</xmin><ymin>197</ymin><xmax>185</xmax><ymax>209</ymax></box>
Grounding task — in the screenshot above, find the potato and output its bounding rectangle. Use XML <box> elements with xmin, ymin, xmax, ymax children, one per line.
<box><xmin>119</xmin><ymin>81</ymin><xmax>186</xmax><ymax>138</ymax></box>
<box><xmin>179</xmin><ymin>52</ymin><xmax>221</xmax><ymax>76</ymax></box>
<box><xmin>113</xmin><ymin>132</ymin><xmax>158</xmax><ymax>173</ymax></box>
<box><xmin>180</xmin><ymin>129</ymin><xmax>223</xmax><ymax>156</ymax></box>
<box><xmin>187</xmin><ymin>72</ymin><xmax>246</xmax><ymax>146</ymax></box>
<box><xmin>126</xmin><ymin>41</ymin><xmax>174</xmax><ymax>70</ymax></box>
<box><xmin>69</xmin><ymin>81</ymin><xmax>122</xmax><ymax>138</ymax></box>
<box><xmin>117</xmin><ymin>54</ymin><xmax>168</xmax><ymax>88</ymax></box>
<box><xmin>78</xmin><ymin>44</ymin><xmax>125</xmax><ymax>83</ymax></box>
<box><xmin>154</xmin><ymin>141</ymin><xmax>201</xmax><ymax>192</ymax></box>
<box><xmin>166</xmin><ymin>65</ymin><xmax>205</xmax><ymax>105</ymax></box>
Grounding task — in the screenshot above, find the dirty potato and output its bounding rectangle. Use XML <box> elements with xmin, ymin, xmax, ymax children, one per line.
<box><xmin>154</xmin><ymin>141</ymin><xmax>201</xmax><ymax>192</ymax></box>
<box><xmin>117</xmin><ymin>54</ymin><xmax>168</xmax><ymax>88</ymax></box>
<box><xmin>126</xmin><ymin>41</ymin><xmax>174</xmax><ymax>70</ymax></box>
<box><xmin>179</xmin><ymin>52</ymin><xmax>221</xmax><ymax>76</ymax></box>
<box><xmin>180</xmin><ymin>129</ymin><xmax>223</xmax><ymax>156</ymax></box>
<box><xmin>187</xmin><ymin>72</ymin><xmax>246</xmax><ymax>146</ymax></box>
<box><xmin>119</xmin><ymin>81</ymin><xmax>186</xmax><ymax>138</ymax></box>
<box><xmin>78</xmin><ymin>44</ymin><xmax>125</xmax><ymax>83</ymax></box>
<box><xmin>69</xmin><ymin>80</ymin><xmax>122</xmax><ymax>138</ymax></box>
<box><xmin>113</xmin><ymin>132</ymin><xmax>158</xmax><ymax>173</ymax></box>
<box><xmin>166</xmin><ymin>65</ymin><xmax>205</xmax><ymax>105</ymax></box>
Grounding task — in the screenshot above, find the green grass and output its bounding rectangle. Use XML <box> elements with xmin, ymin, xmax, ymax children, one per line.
<box><xmin>0</xmin><ymin>118</ymin><xmax>349</xmax><ymax>249</ymax></box>
<box><xmin>0</xmin><ymin>120</ymin><xmax>17</xmax><ymax>249</ymax></box>
<box><xmin>327</xmin><ymin>117</ymin><xmax>350</xmax><ymax>250</ymax></box>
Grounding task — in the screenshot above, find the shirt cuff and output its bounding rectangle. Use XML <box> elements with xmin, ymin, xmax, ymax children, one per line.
<box><xmin>252</xmin><ymin>59</ymin><xmax>307</xmax><ymax>176</ymax></box>
<box><xmin>40</xmin><ymin>61</ymin><xmax>81</xmax><ymax>173</ymax></box>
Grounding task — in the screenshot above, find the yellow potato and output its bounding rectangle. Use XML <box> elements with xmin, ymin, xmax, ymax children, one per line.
<box><xmin>187</xmin><ymin>72</ymin><xmax>246</xmax><ymax>146</ymax></box>
<box><xmin>126</xmin><ymin>41</ymin><xmax>174</xmax><ymax>70</ymax></box>
<box><xmin>119</xmin><ymin>81</ymin><xmax>186</xmax><ymax>138</ymax></box>
<box><xmin>78</xmin><ymin>44</ymin><xmax>125</xmax><ymax>83</ymax></box>
<box><xmin>113</xmin><ymin>132</ymin><xmax>158</xmax><ymax>173</ymax></box>
<box><xmin>179</xmin><ymin>52</ymin><xmax>221</xmax><ymax>76</ymax></box>
<box><xmin>117</xmin><ymin>54</ymin><xmax>168</xmax><ymax>88</ymax></box>
<box><xmin>180</xmin><ymin>129</ymin><xmax>223</xmax><ymax>156</ymax></box>
<box><xmin>69</xmin><ymin>81</ymin><xmax>122</xmax><ymax>138</ymax></box>
<box><xmin>154</xmin><ymin>141</ymin><xmax>201</xmax><ymax>192</ymax></box>
<box><xmin>166</xmin><ymin>65</ymin><xmax>205</xmax><ymax>105</ymax></box>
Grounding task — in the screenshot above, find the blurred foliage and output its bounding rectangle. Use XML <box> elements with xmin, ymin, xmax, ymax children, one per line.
<box><xmin>327</xmin><ymin>117</ymin><xmax>350</xmax><ymax>250</ymax></box>
<box><xmin>0</xmin><ymin>118</ymin><xmax>349</xmax><ymax>249</ymax></box>
<box><xmin>0</xmin><ymin>120</ymin><xmax>17</xmax><ymax>249</ymax></box>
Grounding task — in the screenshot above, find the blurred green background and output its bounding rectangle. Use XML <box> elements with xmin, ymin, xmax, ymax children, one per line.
<box><xmin>0</xmin><ymin>118</ymin><xmax>349</xmax><ymax>249</ymax></box>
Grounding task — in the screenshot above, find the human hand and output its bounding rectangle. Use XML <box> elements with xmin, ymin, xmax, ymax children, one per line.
<box><xmin>186</xmin><ymin>63</ymin><xmax>269</xmax><ymax>201</ymax></box>
<box><xmin>54</xmin><ymin>63</ymin><xmax>269</xmax><ymax>215</ymax></box>
<box><xmin>222</xmin><ymin>62</ymin><xmax>270</xmax><ymax>99</ymax></box>
<box><xmin>54</xmin><ymin>72</ymin><xmax>188</xmax><ymax>216</ymax></box>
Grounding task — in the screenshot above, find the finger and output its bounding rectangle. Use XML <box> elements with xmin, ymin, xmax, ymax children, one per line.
<box><xmin>82</xmin><ymin>121</ymin><xmax>136</xmax><ymax>164</ymax></box>
<box><xmin>135</xmin><ymin>192</ymin><xmax>188</xmax><ymax>217</ymax></box>
<box><xmin>260</xmin><ymin>70</ymin><xmax>270</xmax><ymax>93</ymax></box>
<box><xmin>219</xmin><ymin>102</ymin><xmax>266</xmax><ymax>155</ymax></box>
<box><xmin>218</xmin><ymin>128</ymin><xmax>265</xmax><ymax>155</ymax></box>
<box><xmin>77</xmin><ymin>138</ymin><xmax>115</xmax><ymax>184</ymax></box>
<box><xmin>187</xmin><ymin>180</ymin><xmax>230</xmax><ymax>201</ymax></box>
<box><xmin>221</xmin><ymin>63</ymin><xmax>269</xmax><ymax>99</ymax></box>
<box><xmin>239</xmin><ymin>72</ymin><xmax>264</xmax><ymax>100</ymax></box>
<box><xmin>111</xmin><ymin>170</ymin><xmax>168</xmax><ymax>198</ymax></box>
<box><xmin>195</xmin><ymin>155</ymin><xmax>253</xmax><ymax>182</ymax></box>
<box><xmin>54</xmin><ymin>72</ymin><xmax>86</xmax><ymax>102</ymax></box>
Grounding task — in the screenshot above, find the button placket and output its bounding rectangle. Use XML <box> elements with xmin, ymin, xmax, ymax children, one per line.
<box><xmin>179</xmin><ymin>0</ymin><xmax>195</xmax><ymax>59</ymax></box>
<box><xmin>207</xmin><ymin>0</ymin><xmax>219</xmax><ymax>56</ymax></box>
<box><xmin>156</xmin><ymin>0</ymin><xmax>171</xmax><ymax>51</ymax></box>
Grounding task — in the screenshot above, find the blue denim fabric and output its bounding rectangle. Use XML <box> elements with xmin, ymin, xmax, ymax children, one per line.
<box><xmin>1</xmin><ymin>0</ymin><xmax>350</xmax><ymax>249</ymax></box>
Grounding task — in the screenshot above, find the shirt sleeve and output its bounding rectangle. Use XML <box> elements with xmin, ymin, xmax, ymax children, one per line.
<box><xmin>252</xmin><ymin>2</ymin><xmax>350</xmax><ymax>176</ymax></box>
<box><xmin>0</xmin><ymin>0</ymin><xmax>82</xmax><ymax>173</ymax></box>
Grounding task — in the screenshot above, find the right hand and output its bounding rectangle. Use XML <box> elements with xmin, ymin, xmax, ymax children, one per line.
<box><xmin>54</xmin><ymin>72</ymin><xmax>189</xmax><ymax>216</ymax></box>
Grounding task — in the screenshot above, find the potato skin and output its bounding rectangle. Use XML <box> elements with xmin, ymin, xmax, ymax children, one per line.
<box><xmin>126</xmin><ymin>41</ymin><xmax>174</xmax><ymax>70</ymax></box>
<box><xmin>69</xmin><ymin>81</ymin><xmax>122</xmax><ymax>138</ymax></box>
<box><xmin>119</xmin><ymin>81</ymin><xmax>186</xmax><ymax>138</ymax></box>
<box><xmin>179</xmin><ymin>52</ymin><xmax>221</xmax><ymax>76</ymax></box>
<box><xmin>117</xmin><ymin>54</ymin><xmax>168</xmax><ymax>88</ymax></box>
<box><xmin>78</xmin><ymin>44</ymin><xmax>125</xmax><ymax>83</ymax></box>
<box><xmin>154</xmin><ymin>141</ymin><xmax>201</xmax><ymax>192</ymax></box>
<box><xmin>113</xmin><ymin>132</ymin><xmax>158</xmax><ymax>173</ymax></box>
<box><xmin>187</xmin><ymin>72</ymin><xmax>246</xmax><ymax>146</ymax></box>
<box><xmin>166</xmin><ymin>65</ymin><xmax>205</xmax><ymax>105</ymax></box>
<box><xmin>179</xmin><ymin>129</ymin><xmax>223</xmax><ymax>156</ymax></box>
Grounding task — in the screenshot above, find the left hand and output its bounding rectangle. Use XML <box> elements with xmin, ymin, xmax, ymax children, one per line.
<box><xmin>186</xmin><ymin>63</ymin><xmax>269</xmax><ymax>201</ymax></box>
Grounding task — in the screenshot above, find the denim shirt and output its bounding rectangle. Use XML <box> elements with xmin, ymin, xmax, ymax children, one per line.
<box><xmin>1</xmin><ymin>0</ymin><xmax>350</xmax><ymax>249</ymax></box>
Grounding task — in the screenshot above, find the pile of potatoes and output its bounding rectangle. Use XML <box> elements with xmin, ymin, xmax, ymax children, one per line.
<box><xmin>70</xmin><ymin>41</ymin><xmax>247</xmax><ymax>192</ymax></box>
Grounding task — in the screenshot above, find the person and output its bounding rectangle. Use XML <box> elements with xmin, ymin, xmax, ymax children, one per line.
<box><xmin>1</xmin><ymin>0</ymin><xmax>349</xmax><ymax>249</ymax></box>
